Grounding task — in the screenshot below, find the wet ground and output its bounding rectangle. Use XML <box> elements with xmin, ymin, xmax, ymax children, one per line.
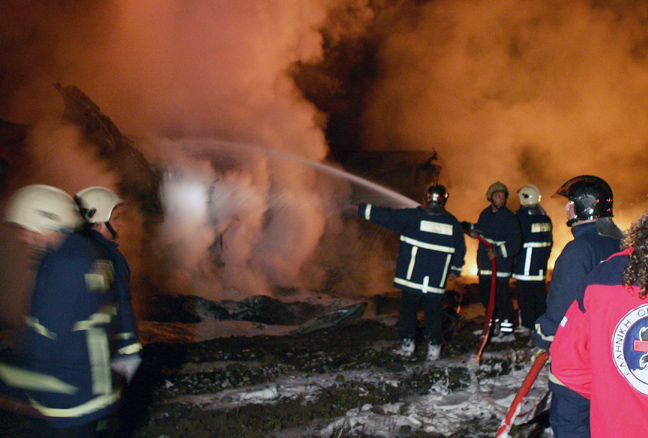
<box><xmin>0</xmin><ymin>304</ymin><xmax>551</xmax><ymax>438</ymax></box>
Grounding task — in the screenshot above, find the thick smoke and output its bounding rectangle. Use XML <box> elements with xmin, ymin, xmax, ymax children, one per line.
<box><xmin>358</xmin><ymin>0</ymin><xmax>648</xmax><ymax>256</ymax></box>
<box><xmin>4</xmin><ymin>0</ymin><xmax>648</xmax><ymax>320</ymax></box>
<box><xmin>0</xmin><ymin>0</ymin><xmax>397</xmax><ymax>316</ymax></box>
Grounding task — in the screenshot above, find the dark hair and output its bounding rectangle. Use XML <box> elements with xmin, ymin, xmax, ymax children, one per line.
<box><xmin>623</xmin><ymin>212</ymin><xmax>648</xmax><ymax>299</ymax></box>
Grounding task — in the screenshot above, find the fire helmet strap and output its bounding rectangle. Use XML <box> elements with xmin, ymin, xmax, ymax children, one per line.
<box><xmin>105</xmin><ymin>221</ymin><xmax>118</xmax><ymax>239</ymax></box>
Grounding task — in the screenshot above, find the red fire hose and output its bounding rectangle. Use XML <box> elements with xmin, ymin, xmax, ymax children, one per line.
<box><xmin>495</xmin><ymin>351</ymin><xmax>549</xmax><ymax>437</ymax></box>
<box><xmin>471</xmin><ymin>233</ymin><xmax>497</xmax><ymax>364</ymax></box>
<box><xmin>465</xmin><ymin>228</ymin><xmax>549</xmax><ymax>435</ymax></box>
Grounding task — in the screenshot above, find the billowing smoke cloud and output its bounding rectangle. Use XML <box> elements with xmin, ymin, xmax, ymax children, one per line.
<box><xmin>5</xmin><ymin>0</ymin><xmax>647</xmax><ymax>321</ymax></box>
<box><xmin>355</xmin><ymin>0</ymin><xmax>648</xmax><ymax>264</ymax></box>
<box><xmin>0</xmin><ymin>0</ymin><xmax>398</xmax><ymax>317</ymax></box>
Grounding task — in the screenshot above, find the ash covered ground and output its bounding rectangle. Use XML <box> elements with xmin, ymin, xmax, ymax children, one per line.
<box><xmin>0</xmin><ymin>289</ymin><xmax>552</xmax><ymax>438</ymax></box>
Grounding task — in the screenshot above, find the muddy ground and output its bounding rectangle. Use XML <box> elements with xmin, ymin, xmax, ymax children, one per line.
<box><xmin>0</xmin><ymin>302</ymin><xmax>550</xmax><ymax>438</ymax></box>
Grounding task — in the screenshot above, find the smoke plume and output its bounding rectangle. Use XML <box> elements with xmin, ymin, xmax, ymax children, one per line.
<box><xmin>0</xmin><ymin>0</ymin><xmax>395</xmax><ymax>322</ymax></box>
<box><xmin>4</xmin><ymin>0</ymin><xmax>648</xmax><ymax>322</ymax></box>
<box><xmin>356</xmin><ymin>0</ymin><xmax>648</xmax><ymax>252</ymax></box>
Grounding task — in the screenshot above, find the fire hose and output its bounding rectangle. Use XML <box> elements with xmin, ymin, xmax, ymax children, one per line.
<box><xmin>494</xmin><ymin>351</ymin><xmax>549</xmax><ymax>437</ymax></box>
<box><xmin>464</xmin><ymin>225</ymin><xmax>549</xmax><ymax>435</ymax></box>
<box><xmin>464</xmin><ymin>229</ymin><xmax>497</xmax><ymax>364</ymax></box>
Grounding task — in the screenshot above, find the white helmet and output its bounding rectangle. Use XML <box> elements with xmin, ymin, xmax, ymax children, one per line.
<box><xmin>518</xmin><ymin>184</ymin><xmax>541</xmax><ymax>206</ymax></box>
<box><xmin>4</xmin><ymin>184</ymin><xmax>81</xmax><ymax>234</ymax></box>
<box><xmin>75</xmin><ymin>186</ymin><xmax>122</xmax><ymax>224</ymax></box>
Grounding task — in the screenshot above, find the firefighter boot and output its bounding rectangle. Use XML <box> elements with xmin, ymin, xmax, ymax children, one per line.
<box><xmin>427</xmin><ymin>343</ymin><xmax>441</xmax><ymax>361</ymax></box>
<box><xmin>500</xmin><ymin>319</ymin><xmax>514</xmax><ymax>334</ymax></box>
<box><xmin>393</xmin><ymin>338</ymin><xmax>415</xmax><ymax>358</ymax></box>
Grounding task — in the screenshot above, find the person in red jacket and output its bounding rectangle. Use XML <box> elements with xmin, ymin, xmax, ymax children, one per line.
<box><xmin>551</xmin><ymin>210</ymin><xmax>648</xmax><ymax>438</ymax></box>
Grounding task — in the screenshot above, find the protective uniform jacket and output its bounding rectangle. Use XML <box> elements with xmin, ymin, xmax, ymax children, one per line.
<box><xmin>359</xmin><ymin>204</ymin><xmax>466</xmax><ymax>294</ymax></box>
<box><xmin>475</xmin><ymin>205</ymin><xmax>521</xmax><ymax>278</ymax></box>
<box><xmin>513</xmin><ymin>205</ymin><xmax>553</xmax><ymax>281</ymax></box>
<box><xmin>533</xmin><ymin>220</ymin><xmax>622</xmax><ymax>351</ymax></box>
<box><xmin>0</xmin><ymin>232</ymin><xmax>120</xmax><ymax>428</ymax></box>
<box><xmin>551</xmin><ymin>249</ymin><xmax>648</xmax><ymax>438</ymax></box>
<box><xmin>84</xmin><ymin>229</ymin><xmax>141</xmax><ymax>358</ymax></box>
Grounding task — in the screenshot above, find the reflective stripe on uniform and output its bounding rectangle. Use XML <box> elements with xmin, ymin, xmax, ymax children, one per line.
<box><xmin>115</xmin><ymin>332</ymin><xmax>136</xmax><ymax>341</ymax></box>
<box><xmin>87</xmin><ymin>327</ymin><xmax>111</xmax><ymax>395</ymax></box>
<box><xmin>406</xmin><ymin>246</ymin><xmax>418</xmax><ymax>279</ymax></box>
<box><xmin>479</xmin><ymin>270</ymin><xmax>512</xmax><ymax>278</ymax></box>
<box><xmin>439</xmin><ymin>254</ymin><xmax>452</xmax><ymax>287</ymax></box>
<box><xmin>118</xmin><ymin>342</ymin><xmax>143</xmax><ymax>356</ymax></box>
<box><xmin>523</xmin><ymin>241</ymin><xmax>552</xmax><ymax>248</ymax></box>
<box><xmin>0</xmin><ymin>363</ymin><xmax>78</xmax><ymax>394</ymax></box>
<box><xmin>420</xmin><ymin>220</ymin><xmax>453</xmax><ymax>235</ymax></box>
<box><xmin>483</xmin><ymin>237</ymin><xmax>508</xmax><ymax>258</ymax></box>
<box><xmin>24</xmin><ymin>316</ymin><xmax>56</xmax><ymax>340</ymax></box>
<box><xmin>394</xmin><ymin>277</ymin><xmax>445</xmax><ymax>294</ymax></box>
<box><xmin>531</xmin><ymin>222</ymin><xmax>552</xmax><ymax>233</ymax></box>
<box><xmin>523</xmin><ymin>247</ymin><xmax>533</xmax><ymax>276</ymax></box>
<box><xmin>363</xmin><ymin>204</ymin><xmax>372</xmax><ymax>221</ymax></box>
<box><xmin>73</xmin><ymin>313</ymin><xmax>113</xmax><ymax>395</ymax></box>
<box><xmin>513</xmin><ymin>270</ymin><xmax>546</xmax><ymax>281</ymax></box>
<box><xmin>400</xmin><ymin>235</ymin><xmax>456</xmax><ymax>253</ymax></box>
<box><xmin>72</xmin><ymin>313</ymin><xmax>112</xmax><ymax>331</ymax></box>
<box><xmin>512</xmin><ymin>242</ymin><xmax>550</xmax><ymax>280</ymax></box>
<box><xmin>29</xmin><ymin>390</ymin><xmax>120</xmax><ymax>418</ymax></box>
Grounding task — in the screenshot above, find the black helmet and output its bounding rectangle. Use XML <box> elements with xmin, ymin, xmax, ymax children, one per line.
<box><xmin>554</xmin><ymin>175</ymin><xmax>613</xmax><ymax>224</ymax></box>
<box><xmin>425</xmin><ymin>183</ymin><xmax>449</xmax><ymax>206</ymax></box>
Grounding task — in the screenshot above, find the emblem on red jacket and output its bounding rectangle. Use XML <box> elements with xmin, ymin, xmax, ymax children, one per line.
<box><xmin>613</xmin><ymin>304</ymin><xmax>648</xmax><ymax>395</ymax></box>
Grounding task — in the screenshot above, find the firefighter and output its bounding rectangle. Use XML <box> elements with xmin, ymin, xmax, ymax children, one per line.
<box><xmin>75</xmin><ymin>187</ymin><xmax>142</xmax><ymax>383</ymax></box>
<box><xmin>512</xmin><ymin>184</ymin><xmax>553</xmax><ymax>332</ymax></box>
<box><xmin>551</xmin><ymin>209</ymin><xmax>648</xmax><ymax>438</ymax></box>
<box><xmin>0</xmin><ymin>184</ymin><xmax>121</xmax><ymax>437</ymax></box>
<box><xmin>468</xmin><ymin>182</ymin><xmax>522</xmax><ymax>337</ymax></box>
<box><xmin>357</xmin><ymin>183</ymin><xmax>466</xmax><ymax>361</ymax></box>
<box><xmin>533</xmin><ymin>175</ymin><xmax>623</xmax><ymax>438</ymax></box>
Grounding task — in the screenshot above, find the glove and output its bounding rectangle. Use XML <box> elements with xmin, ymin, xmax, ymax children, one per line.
<box><xmin>111</xmin><ymin>353</ymin><xmax>142</xmax><ymax>383</ymax></box>
<box><xmin>461</xmin><ymin>221</ymin><xmax>474</xmax><ymax>233</ymax></box>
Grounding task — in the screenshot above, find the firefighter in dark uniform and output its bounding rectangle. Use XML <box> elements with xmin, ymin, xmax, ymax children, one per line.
<box><xmin>0</xmin><ymin>185</ymin><xmax>122</xmax><ymax>437</ymax></box>
<box><xmin>75</xmin><ymin>187</ymin><xmax>142</xmax><ymax>382</ymax></box>
<box><xmin>512</xmin><ymin>184</ymin><xmax>553</xmax><ymax>331</ymax></box>
<box><xmin>75</xmin><ymin>186</ymin><xmax>142</xmax><ymax>437</ymax></box>
<box><xmin>358</xmin><ymin>183</ymin><xmax>466</xmax><ymax>361</ymax></box>
<box><xmin>532</xmin><ymin>175</ymin><xmax>624</xmax><ymax>438</ymax></box>
<box><xmin>468</xmin><ymin>182</ymin><xmax>522</xmax><ymax>336</ymax></box>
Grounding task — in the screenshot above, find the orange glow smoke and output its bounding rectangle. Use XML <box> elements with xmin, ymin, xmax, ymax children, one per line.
<box><xmin>2</xmin><ymin>0</ymin><xmax>648</xmax><ymax>320</ymax></box>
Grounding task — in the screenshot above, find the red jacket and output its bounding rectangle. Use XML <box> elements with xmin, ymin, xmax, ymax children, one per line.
<box><xmin>551</xmin><ymin>249</ymin><xmax>648</xmax><ymax>437</ymax></box>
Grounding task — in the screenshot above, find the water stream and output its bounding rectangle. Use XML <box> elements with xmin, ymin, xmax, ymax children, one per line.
<box><xmin>160</xmin><ymin>138</ymin><xmax>420</xmax><ymax>209</ymax></box>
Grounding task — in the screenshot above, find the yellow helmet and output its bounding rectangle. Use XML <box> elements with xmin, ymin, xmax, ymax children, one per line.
<box><xmin>75</xmin><ymin>186</ymin><xmax>122</xmax><ymax>224</ymax></box>
<box><xmin>4</xmin><ymin>184</ymin><xmax>81</xmax><ymax>234</ymax></box>
<box><xmin>486</xmin><ymin>182</ymin><xmax>508</xmax><ymax>201</ymax></box>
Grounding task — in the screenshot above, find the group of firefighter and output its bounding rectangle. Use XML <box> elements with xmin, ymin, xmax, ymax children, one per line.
<box><xmin>2</xmin><ymin>174</ymin><xmax>648</xmax><ymax>437</ymax></box>
<box><xmin>358</xmin><ymin>175</ymin><xmax>648</xmax><ymax>438</ymax></box>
